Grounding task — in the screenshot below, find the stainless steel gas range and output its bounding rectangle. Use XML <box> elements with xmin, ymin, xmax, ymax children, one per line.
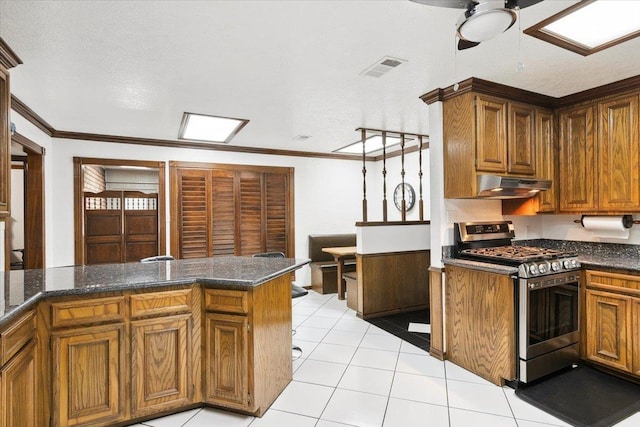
<box><xmin>454</xmin><ymin>221</ymin><xmax>581</xmax><ymax>383</ymax></box>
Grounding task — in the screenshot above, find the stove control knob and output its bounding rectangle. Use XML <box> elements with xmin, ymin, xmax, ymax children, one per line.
<box><xmin>551</xmin><ymin>261</ymin><xmax>561</xmax><ymax>271</ymax></box>
<box><xmin>563</xmin><ymin>260</ymin><xmax>572</xmax><ymax>269</ymax></box>
<box><xmin>529</xmin><ymin>264</ymin><xmax>539</xmax><ymax>275</ymax></box>
<box><xmin>538</xmin><ymin>263</ymin><xmax>548</xmax><ymax>274</ymax></box>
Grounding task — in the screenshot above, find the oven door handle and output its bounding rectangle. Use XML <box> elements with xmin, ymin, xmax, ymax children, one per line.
<box><xmin>526</xmin><ymin>276</ymin><xmax>580</xmax><ymax>291</ymax></box>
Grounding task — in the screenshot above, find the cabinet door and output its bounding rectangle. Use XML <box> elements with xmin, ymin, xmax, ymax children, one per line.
<box><xmin>205</xmin><ymin>312</ymin><xmax>249</xmax><ymax>410</ymax></box>
<box><xmin>585</xmin><ymin>289</ymin><xmax>632</xmax><ymax>372</ymax></box>
<box><xmin>1</xmin><ymin>340</ymin><xmax>37</xmax><ymax>427</ymax></box>
<box><xmin>52</xmin><ymin>324</ymin><xmax>125</xmax><ymax>427</ymax></box>
<box><xmin>633</xmin><ymin>298</ymin><xmax>640</xmax><ymax>377</ymax></box>
<box><xmin>131</xmin><ymin>314</ymin><xmax>192</xmax><ymax>417</ymax></box>
<box><xmin>476</xmin><ymin>96</ymin><xmax>508</xmax><ymax>173</ymax></box>
<box><xmin>507</xmin><ymin>102</ymin><xmax>536</xmax><ymax>175</ymax></box>
<box><xmin>536</xmin><ymin>109</ymin><xmax>556</xmax><ymax>212</ymax></box>
<box><xmin>598</xmin><ymin>93</ymin><xmax>640</xmax><ymax>211</ymax></box>
<box><xmin>559</xmin><ymin>104</ymin><xmax>597</xmax><ymax>211</ymax></box>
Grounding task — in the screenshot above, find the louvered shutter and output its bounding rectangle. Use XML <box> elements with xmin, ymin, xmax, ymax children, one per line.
<box><xmin>177</xmin><ymin>169</ymin><xmax>210</xmax><ymax>258</ymax></box>
<box><xmin>265</xmin><ymin>173</ymin><xmax>288</xmax><ymax>255</ymax></box>
<box><xmin>239</xmin><ymin>171</ymin><xmax>263</xmax><ymax>256</ymax></box>
<box><xmin>211</xmin><ymin>170</ymin><xmax>236</xmax><ymax>256</ymax></box>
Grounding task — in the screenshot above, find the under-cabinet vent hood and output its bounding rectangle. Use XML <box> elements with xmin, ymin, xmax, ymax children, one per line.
<box><xmin>475</xmin><ymin>175</ymin><xmax>551</xmax><ymax>199</ymax></box>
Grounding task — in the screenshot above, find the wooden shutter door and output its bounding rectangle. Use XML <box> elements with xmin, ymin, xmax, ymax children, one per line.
<box><xmin>238</xmin><ymin>171</ymin><xmax>263</xmax><ymax>256</ymax></box>
<box><xmin>211</xmin><ymin>170</ymin><xmax>236</xmax><ymax>256</ymax></box>
<box><xmin>84</xmin><ymin>191</ymin><xmax>124</xmax><ymax>264</ymax></box>
<box><xmin>177</xmin><ymin>169</ymin><xmax>210</xmax><ymax>258</ymax></box>
<box><xmin>265</xmin><ymin>173</ymin><xmax>288</xmax><ymax>255</ymax></box>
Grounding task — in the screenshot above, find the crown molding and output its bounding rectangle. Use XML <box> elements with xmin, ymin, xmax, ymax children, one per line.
<box><xmin>11</xmin><ymin>95</ymin><xmax>55</xmax><ymax>136</ymax></box>
<box><xmin>0</xmin><ymin>38</ymin><xmax>23</xmax><ymax>69</ymax></box>
<box><xmin>420</xmin><ymin>74</ymin><xmax>640</xmax><ymax>110</ymax></box>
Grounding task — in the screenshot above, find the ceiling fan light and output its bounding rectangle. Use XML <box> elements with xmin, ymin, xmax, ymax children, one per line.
<box><xmin>457</xmin><ymin>7</ymin><xmax>517</xmax><ymax>42</ymax></box>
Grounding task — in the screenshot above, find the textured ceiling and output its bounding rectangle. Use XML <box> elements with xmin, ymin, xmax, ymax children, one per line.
<box><xmin>1</xmin><ymin>0</ymin><xmax>640</xmax><ymax>154</ymax></box>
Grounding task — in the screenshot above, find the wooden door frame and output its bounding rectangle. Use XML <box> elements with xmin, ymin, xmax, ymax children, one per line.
<box><xmin>74</xmin><ymin>157</ymin><xmax>166</xmax><ymax>265</ymax></box>
<box><xmin>11</xmin><ymin>133</ymin><xmax>45</xmax><ymax>269</ymax></box>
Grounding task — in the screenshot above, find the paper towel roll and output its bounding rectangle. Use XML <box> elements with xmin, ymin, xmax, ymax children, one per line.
<box><xmin>581</xmin><ymin>215</ymin><xmax>633</xmax><ymax>239</ymax></box>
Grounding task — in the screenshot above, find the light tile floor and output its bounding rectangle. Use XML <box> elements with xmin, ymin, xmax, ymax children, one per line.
<box><xmin>134</xmin><ymin>290</ymin><xmax>640</xmax><ymax>427</ymax></box>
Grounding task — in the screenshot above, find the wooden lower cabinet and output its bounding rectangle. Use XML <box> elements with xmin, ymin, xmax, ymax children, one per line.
<box><xmin>0</xmin><ymin>339</ymin><xmax>37</xmax><ymax>427</ymax></box>
<box><xmin>445</xmin><ymin>265</ymin><xmax>515</xmax><ymax>385</ymax></box>
<box><xmin>131</xmin><ymin>314</ymin><xmax>193</xmax><ymax>417</ymax></box>
<box><xmin>584</xmin><ymin>270</ymin><xmax>640</xmax><ymax>378</ymax></box>
<box><xmin>205</xmin><ymin>312</ymin><xmax>249</xmax><ymax>410</ymax></box>
<box><xmin>585</xmin><ymin>289</ymin><xmax>632</xmax><ymax>372</ymax></box>
<box><xmin>52</xmin><ymin>323</ymin><xmax>126</xmax><ymax>427</ymax></box>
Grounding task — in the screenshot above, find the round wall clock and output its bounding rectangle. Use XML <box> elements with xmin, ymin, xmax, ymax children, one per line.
<box><xmin>393</xmin><ymin>183</ymin><xmax>415</xmax><ymax>212</ymax></box>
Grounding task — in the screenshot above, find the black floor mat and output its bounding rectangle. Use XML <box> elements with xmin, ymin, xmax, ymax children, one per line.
<box><xmin>366</xmin><ymin>309</ymin><xmax>430</xmax><ymax>352</ymax></box>
<box><xmin>515</xmin><ymin>364</ymin><xmax>640</xmax><ymax>427</ymax></box>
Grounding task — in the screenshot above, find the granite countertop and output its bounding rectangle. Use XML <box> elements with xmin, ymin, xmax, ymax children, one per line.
<box><xmin>0</xmin><ymin>256</ymin><xmax>310</xmax><ymax>327</ymax></box>
<box><xmin>443</xmin><ymin>239</ymin><xmax>640</xmax><ymax>276</ymax></box>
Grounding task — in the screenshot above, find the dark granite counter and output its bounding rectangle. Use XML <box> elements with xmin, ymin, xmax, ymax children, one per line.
<box><xmin>0</xmin><ymin>256</ymin><xmax>310</xmax><ymax>327</ymax></box>
<box><xmin>515</xmin><ymin>239</ymin><xmax>640</xmax><ymax>274</ymax></box>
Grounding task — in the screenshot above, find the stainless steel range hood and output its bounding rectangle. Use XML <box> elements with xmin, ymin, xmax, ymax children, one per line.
<box><xmin>476</xmin><ymin>175</ymin><xmax>551</xmax><ymax>199</ymax></box>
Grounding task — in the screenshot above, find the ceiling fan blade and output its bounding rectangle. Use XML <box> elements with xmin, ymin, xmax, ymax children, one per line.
<box><xmin>409</xmin><ymin>0</ymin><xmax>479</xmax><ymax>9</ymax></box>
<box><xmin>458</xmin><ymin>39</ymin><xmax>481</xmax><ymax>50</ymax></box>
<box><xmin>505</xmin><ymin>0</ymin><xmax>544</xmax><ymax>9</ymax></box>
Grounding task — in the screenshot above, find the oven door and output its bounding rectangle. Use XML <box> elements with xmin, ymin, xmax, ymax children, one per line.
<box><xmin>519</xmin><ymin>271</ymin><xmax>580</xmax><ymax>360</ymax></box>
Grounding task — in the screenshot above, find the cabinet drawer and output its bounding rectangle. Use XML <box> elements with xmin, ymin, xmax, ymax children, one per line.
<box><xmin>1</xmin><ymin>310</ymin><xmax>36</xmax><ymax>365</ymax></box>
<box><xmin>51</xmin><ymin>296</ymin><xmax>126</xmax><ymax>328</ymax></box>
<box><xmin>130</xmin><ymin>288</ymin><xmax>193</xmax><ymax>318</ymax></box>
<box><xmin>204</xmin><ymin>289</ymin><xmax>248</xmax><ymax>314</ymax></box>
<box><xmin>586</xmin><ymin>270</ymin><xmax>640</xmax><ymax>297</ymax></box>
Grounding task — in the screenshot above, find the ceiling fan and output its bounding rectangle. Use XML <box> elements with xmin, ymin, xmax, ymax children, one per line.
<box><xmin>410</xmin><ymin>0</ymin><xmax>544</xmax><ymax>50</ymax></box>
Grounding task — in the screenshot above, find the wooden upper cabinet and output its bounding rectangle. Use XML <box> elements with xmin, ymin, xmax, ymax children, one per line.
<box><xmin>475</xmin><ymin>96</ymin><xmax>508</xmax><ymax>173</ymax></box>
<box><xmin>507</xmin><ymin>102</ymin><xmax>536</xmax><ymax>175</ymax></box>
<box><xmin>559</xmin><ymin>104</ymin><xmax>597</xmax><ymax>212</ymax></box>
<box><xmin>0</xmin><ymin>65</ymin><xmax>10</xmax><ymax>217</ymax></box>
<box><xmin>598</xmin><ymin>93</ymin><xmax>640</xmax><ymax>211</ymax></box>
<box><xmin>536</xmin><ymin>109</ymin><xmax>556</xmax><ymax>212</ymax></box>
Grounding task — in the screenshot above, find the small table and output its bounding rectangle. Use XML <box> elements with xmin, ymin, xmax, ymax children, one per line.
<box><xmin>322</xmin><ymin>246</ymin><xmax>357</xmax><ymax>300</ymax></box>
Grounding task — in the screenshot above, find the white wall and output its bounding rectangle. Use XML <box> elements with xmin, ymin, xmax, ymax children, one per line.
<box><xmin>50</xmin><ymin>138</ymin><xmax>367</xmax><ymax>285</ymax></box>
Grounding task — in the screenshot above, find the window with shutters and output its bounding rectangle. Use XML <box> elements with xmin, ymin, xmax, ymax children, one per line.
<box><xmin>170</xmin><ymin>162</ymin><xmax>294</xmax><ymax>259</ymax></box>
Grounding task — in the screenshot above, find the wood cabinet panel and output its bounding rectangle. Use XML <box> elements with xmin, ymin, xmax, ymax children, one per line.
<box><xmin>51</xmin><ymin>296</ymin><xmax>125</xmax><ymax>329</ymax></box>
<box><xmin>507</xmin><ymin>102</ymin><xmax>536</xmax><ymax>175</ymax></box>
<box><xmin>476</xmin><ymin>96</ymin><xmax>508</xmax><ymax>173</ymax></box>
<box><xmin>205</xmin><ymin>312</ymin><xmax>249</xmax><ymax>409</ymax></box>
<box><xmin>204</xmin><ymin>289</ymin><xmax>249</xmax><ymax>315</ymax></box>
<box><xmin>535</xmin><ymin>109</ymin><xmax>556</xmax><ymax>212</ymax></box>
<box><xmin>131</xmin><ymin>314</ymin><xmax>192</xmax><ymax>417</ymax></box>
<box><xmin>52</xmin><ymin>324</ymin><xmax>125</xmax><ymax>427</ymax></box>
<box><xmin>0</xmin><ymin>310</ymin><xmax>35</xmax><ymax>365</ymax></box>
<box><xmin>445</xmin><ymin>265</ymin><xmax>515</xmax><ymax>385</ymax></box>
<box><xmin>130</xmin><ymin>288</ymin><xmax>193</xmax><ymax>318</ymax></box>
<box><xmin>598</xmin><ymin>93</ymin><xmax>640</xmax><ymax>211</ymax></box>
<box><xmin>633</xmin><ymin>299</ymin><xmax>640</xmax><ymax>376</ymax></box>
<box><xmin>585</xmin><ymin>289</ymin><xmax>632</xmax><ymax>372</ymax></box>
<box><xmin>1</xmin><ymin>339</ymin><xmax>37</xmax><ymax>427</ymax></box>
<box><xmin>559</xmin><ymin>104</ymin><xmax>597</xmax><ymax>211</ymax></box>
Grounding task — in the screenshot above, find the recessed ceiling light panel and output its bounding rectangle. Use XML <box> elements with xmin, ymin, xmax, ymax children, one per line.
<box><xmin>525</xmin><ymin>0</ymin><xmax>640</xmax><ymax>56</ymax></box>
<box><xmin>334</xmin><ymin>135</ymin><xmax>413</xmax><ymax>155</ymax></box>
<box><xmin>178</xmin><ymin>112</ymin><xmax>249</xmax><ymax>143</ymax></box>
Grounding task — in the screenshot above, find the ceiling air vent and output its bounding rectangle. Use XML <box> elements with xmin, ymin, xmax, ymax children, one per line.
<box><xmin>292</xmin><ymin>135</ymin><xmax>312</xmax><ymax>142</ymax></box>
<box><xmin>361</xmin><ymin>56</ymin><xmax>407</xmax><ymax>78</ymax></box>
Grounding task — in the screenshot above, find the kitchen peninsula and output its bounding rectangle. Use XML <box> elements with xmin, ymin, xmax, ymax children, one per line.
<box><xmin>0</xmin><ymin>256</ymin><xmax>309</xmax><ymax>427</ymax></box>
